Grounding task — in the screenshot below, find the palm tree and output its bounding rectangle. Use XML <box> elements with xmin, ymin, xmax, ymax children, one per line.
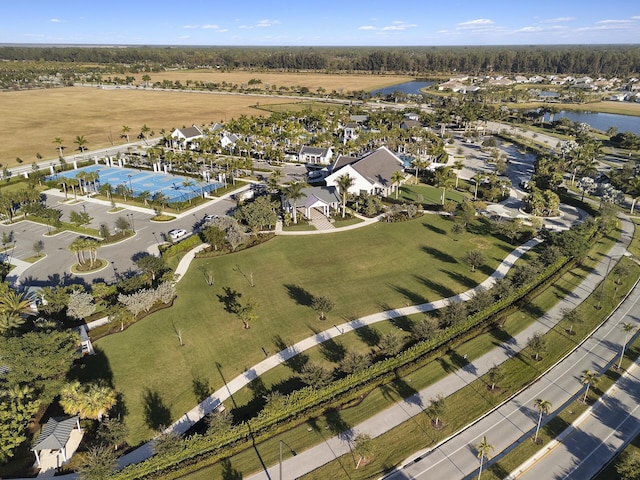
<box><xmin>0</xmin><ymin>290</ymin><xmax>33</xmax><ymax>317</ymax></box>
<box><xmin>284</xmin><ymin>180</ymin><xmax>306</xmax><ymax>224</ymax></box>
<box><xmin>618</xmin><ymin>322</ymin><xmax>636</xmax><ymax>370</ymax></box>
<box><xmin>472</xmin><ymin>171</ymin><xmax>486</xmax><ymax>200</ymax></box>
<box><xmin>533</xmin><ymin>398</ymin><xmax>552</xmax><ymax>443</ymax></box>
<box><xmin>628</xmin><ymin>177</ymin><xmax>640</xmax><ymax>214</ymax></box>
<box><xmin>120</xmin><ymin>125</ymin><xmax>130</xmax><ymax>143</ymax></box>
<box><xmin>391</xmin><ymin>170</ymin><xmax>405</xmax><ymax>200</ymax></box>
<box><xmin>53</xmin><ymin>137</ymin><xmax>65</xmax><ymax>158</ymax></box>
<box><xmin>580</xmin><ymin>370</ymin><xmax>599</xmax><ymax>404</ymax></box>
<box><xmin>336</xmin><ymin>173</ymin><xmax>355</xmax><ymax>218</ymax></box>
<box><xmin>475</xmin><ymin>436</ymin><xmax>494</xmax><ymax>480</ymax></box>
<box><xmin>453</xmin><ymin>159</ymin><xmax>464</xmax><ymax>188</ymax></box>
<box><xmin>138</xmin><ymin>190</ymin><xmax>152</xmax><ymax>207</ymax></box>
<box><xmin>74</xmin><ymin>136</ymin><xmax>89</xmax><ymax>157</ymax></box>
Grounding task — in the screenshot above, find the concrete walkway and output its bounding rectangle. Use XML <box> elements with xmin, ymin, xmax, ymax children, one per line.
<box><xmin>114</xmin><ymin>236</ymin><xmax>542</xmax><ymax>470</ymax></box>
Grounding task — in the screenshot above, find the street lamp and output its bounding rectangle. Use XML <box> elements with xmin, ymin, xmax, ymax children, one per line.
<box><xmin>127</xmin><ymin>174</ymin><xmax>133</xmax><ymax>193</ymax></box>
<box><xmin>279</xmin><ymin>439</ymin><xmax>297</xmax><ymax>480</ymax></box>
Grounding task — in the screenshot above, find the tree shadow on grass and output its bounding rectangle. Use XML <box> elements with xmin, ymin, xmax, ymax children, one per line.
<box><xmin>414</xmin><ymin>274</ymin><xmax>456</xmax><ymax>299</ymax></box>
<box><xmin>142</xmin><ymin>387</ymin><xmax>171</xmax><ymax>431</ymax></box>
<box><xmin>283</xmin><ymin>283</ymin><xmax>314</xmax><ymax>307</ymax></box>
<box><xmin>273</xmin><ymin>335</ymin><xmax>309</xmax><ymax>373</ymax></box>
<box><xmin>391</xmin><ymin>374</ymin><xmax>422</xmax><ymax>408</ymax></box>
<box><xmin>217</xmin><ymin>287</ymin><xmax>242</xmax><ymax>314</ymax></box>
<box><xmin>325</xmin><ymin>408</ymin><xmax>353</xmax><ymax>442</ymax></box>
<box><xmin>421</xmin><ymin>246</ymin><xmax>457</xmax><ymax>264</ymax></box>
<box><xmin>192</xmin><ymin>375</ymin><xmax>212</xmax><ymax>403</ymax></box>
<box><xmin>441</xmin><ymin>269</ymin><xmax>477</xmax><ymax>289</ymax></box>
<box><xmin>422</xmin><ymin>222</ymin><xmax>446</xmax><ymax>235</ymax></box>
<box><xmin>68</xmin><ymin>346</ymin><xmax>113</xmax><ymax>385</ymax></box>
<box><xmin>354</xmin><ymin>325</ymin><xmax>381</xmax><ymax>347</ymax></box>
<box><xmin>221</xmin><ymin>458</ymin><xmax>243</xmax><ymax>480</ymax></box>
<box><xmin>320</xmin><ymin>337</ymin><xmax>347</xmax><ymax>363</ymax></box>
<box><xmin>390</xmin><ymin>284</ymin><xmax>428</xmax><ymax>306</ymax></box>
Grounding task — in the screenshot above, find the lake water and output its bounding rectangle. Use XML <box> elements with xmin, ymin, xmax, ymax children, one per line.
<box><xmin>543</xmin><ymin>109</ymin><xmax>640</xmax><ymax>135</ymax></box>
<box><xmin>370</xmin><ymin>80</ymin><xmax>434</xmax><ymax>97</ymax></box>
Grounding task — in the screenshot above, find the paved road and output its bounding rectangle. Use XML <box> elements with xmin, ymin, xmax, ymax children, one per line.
<box><xmin>241</xmin><ymin>215</ymin><xmax>634</xmax><ymax>480</ymax></box>
<box><xmin>512</xmin><ymin>353</ymin><xmax>640</xmax><ymax>480</ymax></box>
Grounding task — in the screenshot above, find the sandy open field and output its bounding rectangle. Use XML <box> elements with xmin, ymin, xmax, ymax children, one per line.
<box><xmin>0</xmin><ymin>72</ymin><xmax>413</xmax><ymax>166</ymax></box>
<box><xmin>131</xmin><ymin>70</ymin><xmax>413</xmax><ymax>93</ymax></box>
<box><xmin>0</xmin><ymin>87</ymin><xmax>294</xmax><ymax>165</ymax></box>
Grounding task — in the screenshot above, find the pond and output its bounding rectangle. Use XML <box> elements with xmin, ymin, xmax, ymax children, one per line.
<box><xmin>543</xmin><ymin>109</ymin><xmax>640</xmax><ymax>136</ymax></box>
<box><xmin>370</xmin><ymin>80</ymin><xmax>434</xmax><ymax>97</ymax></box>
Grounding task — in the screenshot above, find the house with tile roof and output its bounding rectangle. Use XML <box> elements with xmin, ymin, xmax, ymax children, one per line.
<box><xmin>282</xmin><ymin>185</ymin><xmax>341</xmax><ymax>219</ymax></box>
<box><xmin>325</xmin><ymin>146</ymin><xmax>405</xmax><ymax>198</ymax></box>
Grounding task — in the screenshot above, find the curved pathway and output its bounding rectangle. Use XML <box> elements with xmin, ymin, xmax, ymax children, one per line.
<box><xmin>115</xmin><ymin>237</ymin><xmax>542</xmax><ymax>469</ymax></box>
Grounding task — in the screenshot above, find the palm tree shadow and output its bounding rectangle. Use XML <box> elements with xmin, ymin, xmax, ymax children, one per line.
<box><xmin>414</xmin><ymin>274</ymin><xmax>456</xmax><ymax>298</ymax></box>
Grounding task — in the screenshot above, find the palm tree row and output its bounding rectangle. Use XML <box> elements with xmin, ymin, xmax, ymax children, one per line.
<box><xmin>68</xmin><ymin>236</ymin><xmax>101</xmax><ymax>267</ymax></box>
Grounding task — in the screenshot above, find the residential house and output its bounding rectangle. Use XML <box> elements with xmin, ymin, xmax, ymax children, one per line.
<box><xmin>325</xmin><ymin>146</ymin><xmax>405</xmax><ymax>197</ymax></box>
<box><xmin>170</xmin><ymin>125</ymin><xmax>203</xmax><ymax>150</ymax></box>
<box><xmin>220</xmin><ymin>132</ymin><xmax>240</xmax><ymax>151</ymax></box>
<box><xmin>342</xmin><ymin>123</ymin><xmax>360</xmax><ymax>143</ymax></box>
<box><xmin>298</xmin><ymin>146</ymin><xmax>333</xmax><ymax>165</ymax></box>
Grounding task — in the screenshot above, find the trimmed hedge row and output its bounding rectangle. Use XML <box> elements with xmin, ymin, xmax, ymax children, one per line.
<box><xmin>109</xmin><ymin>250</ymin><xmax>571</xmax><ymax>479</ymax></box>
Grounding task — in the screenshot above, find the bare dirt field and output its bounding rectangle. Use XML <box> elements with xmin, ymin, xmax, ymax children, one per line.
<box><xmin>131</xmin><ymin>70</ymin><xmax>413</xmax><ymax>93</ymax></box>
<box><xmin>1</xmin><ymin>87</ymin><xmax>291</xmax><ymax>166</ymax></box>
<box><xmin>1</xmin><ymin>72</ymin><xmax>413</xmax><ymax>167</ymax></box>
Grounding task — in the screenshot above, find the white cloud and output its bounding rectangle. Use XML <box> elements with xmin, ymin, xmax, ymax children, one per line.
<box><xmin>380</xmin><ymin>21</ymin><xmax>417</xmax><ymax>31</ymax></box>
<box><xmin>256</xmin><ymin>19</ymin><xmax>279</xmax><ymax>28</ymax></box>
<box><xmin>202</xmin><ymin>24</ymin><xmax>220</xmax><ymax>29</ymax></box>
<box><xmin>597</xmin><ymin>19</ymin><xmax>629</xmax><ymax>24</ymax></box>
<box><xmin>50</xmin><ymin>18</ymin><xmax>60</xmax><ymax>23</ymax></box>
<box><xmin>358</xmin><ymin>25</ymin><xmax>376</xmax><ymax>31</ymax></box>
<box><xmin>632</xmin><ymin>16</ymin><xmax>640</xmax><ymax>20</ymax></box>
<box><xmin>457</xmin><ymin>19</ymin><xmax>494</xmax><ymax>28</ymax></box>
<box><xmin>541</xmin><ymin>17</ymin><xmax>575</xmax><ymax>24</ymax></box>
<box><xmin>517</xmin><ymin>26</ymin><xmax>544</xmax><ymax>33</ymax></box>
<box><xmin>183</xmin><ymin>25</ymin><xmax>199</xmax><ymax>29</ymax></box>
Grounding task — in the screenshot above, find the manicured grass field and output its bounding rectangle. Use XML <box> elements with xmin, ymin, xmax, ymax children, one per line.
<box><xmin>178</xmin><ymin>224</ymin><xmax>638</xmax><ymax>480</ymax></box>
<box><xmin>85</xmin><ymin>214</ymin><xmax>513</xmax><ymax>445</ymax></box>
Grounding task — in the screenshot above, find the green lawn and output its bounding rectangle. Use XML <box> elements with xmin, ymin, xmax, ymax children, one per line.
<box><xmin>85</xmin><ymin>214</ymin><xmax>513</xmax><ymax>446</ymax></box>
<box><xmin>178</xmin><ymin>224</ymin><xmax>638</xmax><ymax>480</ymax></box>
<box><xmin>397</xmin><ymin>183</ymin><xmax>468</xmax><ymax>205</ymax></box>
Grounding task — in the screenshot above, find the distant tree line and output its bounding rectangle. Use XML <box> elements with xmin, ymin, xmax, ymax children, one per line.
<box><xmin>1</xmin><ymin>44</ymin><xmax>639</xmax><ymax>76</ymax></box>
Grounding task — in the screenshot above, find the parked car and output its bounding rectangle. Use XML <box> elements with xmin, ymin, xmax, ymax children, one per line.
<box><xmin>169</xmin><ymin>228</ymin><xmax>188</xmax><ymax>240</ymax></box>
<box><xmin>203</xmin><ymin>214</ymin><xmax>218</xmax><ymax>222</ymax></box>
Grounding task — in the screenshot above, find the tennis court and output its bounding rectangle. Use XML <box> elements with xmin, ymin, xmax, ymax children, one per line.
<box><xmin>52</xmin><ymin>164</ymin><xmax>222</xmax><ymax>203</ymax></box>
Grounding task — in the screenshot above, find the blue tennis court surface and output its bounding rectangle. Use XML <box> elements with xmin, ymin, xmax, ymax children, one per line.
<box><xmin>51</xmin><ymin>165</ymin><xmax>222</xmax><ymax>203</ymax></box>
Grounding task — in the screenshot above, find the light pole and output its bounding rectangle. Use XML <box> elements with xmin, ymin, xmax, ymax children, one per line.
<box><xmin>279</xmin><ymin>439</ymin><xmax>297</xmax><ymax>480</ymax></box>
<box><xmin>128</xmin><ymin>174</ymin><xmax>133</xmax><ymax>193</ymax></box>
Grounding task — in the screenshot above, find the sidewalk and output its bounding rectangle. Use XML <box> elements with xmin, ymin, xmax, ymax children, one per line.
<box><xmin>115</xmin><ymin>237</ymin><xmax>543</xmax><ymax>469</ymax></box>
<box><xmin>246</xmin><ymin>214</ymin><xmax>635</xmax><ymax>480</ymax></box>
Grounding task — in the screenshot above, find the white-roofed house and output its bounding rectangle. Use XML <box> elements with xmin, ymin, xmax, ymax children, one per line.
<box><xmin>325</xmin><ymin>146</ymin><xmax>405</xmax><ymax>198</ymax></box>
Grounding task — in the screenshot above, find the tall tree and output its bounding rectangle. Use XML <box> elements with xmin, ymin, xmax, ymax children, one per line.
<box><xmin>284</xmin><ymin>180</ymin><xmax>306</xmax><ymax>224</ymax></box>
<box><xmin>475</xmin><ymin>436</ymin><xmax>494</xmax><ymax>480</ymax></box>
<box><xmin>618</xmin><ymin>322</ymin><xmax>636</xmax><ymax>370</ymax></box>
<box><xmin>336</xmin><ymin>173</ymin><xmax>355</xmax><ymax>218</ymax></box>
<box><xmin>533</xmin><ymin>398</ymin><xmax>552</xmax><ymax>443</ymax></box>
<box><xmin>580</xmin><ymin>369</ymin><xmax>599</xmax><ymax>404</ymax></box>
<box><xmin>391</xmin><ymin>170</ymin><xmax>405</xmax><ymax>200</ymax></box>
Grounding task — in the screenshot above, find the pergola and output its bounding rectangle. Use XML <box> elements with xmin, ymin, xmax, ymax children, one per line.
<box><xmin>32</xmin><ymin>416</ymin><xmax>81</xmax><ymax>467</ymax></box>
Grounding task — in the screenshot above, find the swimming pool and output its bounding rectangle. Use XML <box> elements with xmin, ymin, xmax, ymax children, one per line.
<box><xmin>51</xmin><ymin>165</ymin><xmax>222</xmax><ymax>203</ymax></box>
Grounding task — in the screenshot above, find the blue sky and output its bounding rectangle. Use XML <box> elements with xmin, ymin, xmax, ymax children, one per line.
<box><xmin>2</xmin><ymin>0</ymin><xmax>639</xmax><ymax>46</ymax></box>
